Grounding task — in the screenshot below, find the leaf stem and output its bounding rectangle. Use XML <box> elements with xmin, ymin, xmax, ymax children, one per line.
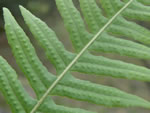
<box><xmin>30</xmin><ymin>0</ymin><xmax>133</xmax><ymax>112</ymax></box>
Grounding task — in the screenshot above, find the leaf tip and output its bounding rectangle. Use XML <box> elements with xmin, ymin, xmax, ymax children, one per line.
<box><xmin>19</xmin><ymin>5</ymin><xmax>25</xmax><ymax>12</ymax></box>
<box><xmin>3</xmin><ymin>7</ymin><xmax>10</xmax><ymax>18</ymax></box>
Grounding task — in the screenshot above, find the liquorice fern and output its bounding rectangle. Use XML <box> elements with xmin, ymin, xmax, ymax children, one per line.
<box><xmin>1</xmin><ymin>0</ymin><xmax>150</xmax><ymax>113</ymax></box>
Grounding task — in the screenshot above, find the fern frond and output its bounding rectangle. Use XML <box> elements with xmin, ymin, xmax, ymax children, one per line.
<box><xmin>28</xmin><ymin>0</ymin><xmax>140</xmax><ymax>112</ymax></box>
<box><xmin>19</xmin><ymin>5</ymin><xmax>150</xmax><ymax>108</ymax></box>
<box><xmin>0</xmin><ymin>56</ymin><xmax>93</xmax><ymax>113</ymax></box>
<box><xmin>18</xmin><ymin>2</ymin><xmax>150</xmax><ymax>109</ymax></box>
<box><xmin>3</xmin><ymin>8</ymin><xmax>95</xmax><ymax>113</ymax></box>
<box><xmin>1</xmin><ymin>0</ymin><xmax>150</xmax><ymax>113</ymax></box>
<box><xmin>54</xmin><ymin>0</ymin><xmax>150</xmax><ymax>81</ymax></box>
<box><xmin>80</xmin><ymin>0</ymin><xmax>150</xmax><ymax>45</ymax></box>
<box><xmin>21</xmin><ymin>0</ymin><xmax>150</xmax><ymax>82</ymax></box>
<box><xmin>2</xmin><ymin>53</ymin><xmax>149</xmax><ymax>113</ymax></box>
<box><xmin>57</xmin><ymin>0</ymin><xmax>150</xmax><ymax>59</ymax></box>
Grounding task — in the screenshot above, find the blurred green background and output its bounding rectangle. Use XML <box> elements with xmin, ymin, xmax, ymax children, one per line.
<box><xmin>0</xmin><ymin>0</ymin><xmax>150</xmax><ymax>113</ymax></box>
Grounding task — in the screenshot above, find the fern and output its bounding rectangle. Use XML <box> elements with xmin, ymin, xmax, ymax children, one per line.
<box><xmin>1</xmin><ymin>0</ymin><xmax>150</xmax><ymax>113</ymax></box>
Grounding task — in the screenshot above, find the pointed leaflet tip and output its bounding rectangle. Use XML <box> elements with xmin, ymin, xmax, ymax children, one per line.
<box><xmin>3</xmin><ymin>7</ymin><xmax>10</xmax><ymax>19</ymax></box>
<box><xmin>3</xmin><ymin>7</ymin><xmax>19</xmax><ymax>27</ymax></box>
<box><xmin>3</xmin><ymin>7</ymin><xmax>8</xmax><ymax>12</ymax></box>
<box><xmin>3</xmin><ymin>7</ymin><xmax>7</xmax><ymax>12</ymax></box>
<box><xmin>19</xmin><ymin>5</ymin><xmax>26</xmax><ymax>12</ymax></box>
<box><xmin>3</xmin><ymin>7</ymin><xmax>13</xmax><ymax>18</ymax></box>
<box><xmin>19</xmin><ymin>5</ymin><xmax>26</xmax><ymax>16</ymax></box>
<box><xmin>19</xmin><ymin>5</ymin><xmax>34</xmax><ymax>21</ymax></box>
<box><xmin>3</xmin><ymin>7</ymin><xmax>12</xmax><ymax>28</ymax></box>
<box><xmin>19</xmin><ymin>5</ymin><xmax>23</xmax><ymax>9</ymax></box>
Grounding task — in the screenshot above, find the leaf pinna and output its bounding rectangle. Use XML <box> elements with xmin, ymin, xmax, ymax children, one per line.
<box><xmin>1</xmin><ymin>0</ymin><xmax>150</xmax><ymax>113</ymax></box>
